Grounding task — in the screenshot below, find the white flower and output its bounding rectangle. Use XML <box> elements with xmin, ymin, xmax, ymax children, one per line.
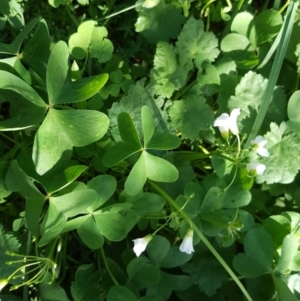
<box><xmin>0</xmin><ymin>278</ymin><xmax>8</xmax><ymax>292</ymax></box>
<box><xmin>250</xmin><ymin>135</ymin><xmax>270</xmax><ymax>157</ymax></box>
<box><xmin>132</xmin><ymin>235</ymin><xmax>153</xmax><ymax>257</ymax></box>
<box><xmin>214</xmin><ymin>108</ymin><xmax>240</xmax><ymax>139</ymax></box>
<box><xmin>179</xmin><ymin>229</ymin><xmax>194</xmax><ymax>254</ymax></box>
<box><xmin>247</xmin><ymin>162</ymin><xmax>266</xmax><ymax>176</ymax></box>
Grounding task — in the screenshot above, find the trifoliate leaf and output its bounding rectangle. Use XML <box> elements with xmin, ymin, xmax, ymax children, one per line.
<box><xmin>176</xmin><ymin>17</ymin><xmax>219</xmax><ymax>71</ymax></box>
<box><xmin>69</xmin><ymin>21</ymin><xmax>113</xmax><ymax>63</ymax></box>
<box><xmin>227</xmin><ymin>71</ymin><xmax>286</xmax><ymax>135</ymax></box>
<box><xmin>108</xmin><ymin>79</ymin><xmax>171</xmax><ymax>142</ymax></box>
<box><xmin>150</xmin><ymin>42</ymin><xmax>188</xmax><ymax>98</ymax></box>
<box><xmin>135</xmin><ymin>0</ymin><xmax>184</xmax><ymax>43</ymax></box>
<box><xmin>168</xmin><ymin>84</ymin><xmax>214</xmax><ymax>140</ymax></box>
<box><xmin>256</xmin><ymin>122</ymin><xmax>300</xmax><ymax>184</ymax></box>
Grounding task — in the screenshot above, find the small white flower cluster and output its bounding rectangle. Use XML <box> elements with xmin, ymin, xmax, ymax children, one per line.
<box><xmin>132</xmin><ymin>229</ymin><xmax>194</xmax><ymax>257</ymax></box>
<box><xmin>214</xmin><ymin>108</ymin><xmax>269</xmax><ymax>176</ymax></box>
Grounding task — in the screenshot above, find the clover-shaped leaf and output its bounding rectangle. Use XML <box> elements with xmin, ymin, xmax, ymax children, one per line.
<box><xmin>103</xmin><ymin>106</ymin><xmax>180</xmax><ymax>196</ymax></box>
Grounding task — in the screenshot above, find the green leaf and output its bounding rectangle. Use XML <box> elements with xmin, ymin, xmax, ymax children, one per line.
<box><xmin>274</xmin><ymin>233</ymin><xmax>299</xmax><ymax>274</ymax></box>
<box><xmin>147</xmin><ymin>132</ymin><xmax>181</xmax><ymax>150</ymax></box>
<box><xmin>221</xmin><ymin>33</ymin><xmax>258</xmax><ymax>69</ymax></box>
<box><xmin>107</xmin><ymin>285</ymin><xmax>138</xmax><ymax>301</ymax></box>
<box><xmin>256</xmin><ymin>122</ymin><xmax>300</xmax><ymax>184</ymax></box>
<box><xmin>71</xmin><ymin>265</ymin><xmax>103</xmax><ymax>301</ymax></box>
<box><xmin>135</xmin><ymin>0</ymin><xmax>184</xmax><ymax>43</ymax></box>
<box><xmin>176</xmin><ymin>17</ymin><xmax>219</xmax><ymax>71</ymax></box>
<box><xmin>127</xmin><ymin>257</ymin><xmax>160</xmax><ymax>289</ymax></box>
<box><xmin>55</xmin><ymin>74</ymin><xmax>109</xmax><ymax>104</ymax></box>
<box><xmin>69</xmin><ymin>21</ymin><xmax>113</xmax><ymax>63</ymax></box>
<box><xmin>142</xmin><ymin>105</ymin><xmax>155</xmax><ymax>146</ymax></box>
<box><xmin>93</xmin><ymin>211</ymin><xmax>127</xmax><ymax>241</ymax></box>
<box><xmin>40</xmin><ymin>280</ymin><xmax>70</xmax><ymax>301</ymax></box>
<box><xmin>130</xmin><ymin>192</ymin><xmax>165</xmax><ymax>215</ymax></box>
<box><xmin>87</xmin><ymin>175</ymin><xmax>117</xmax><ymax>210</ymax></box>
<box><xmin>0</xmin><ymin>224</ymin><xmax>21</xmax><ymax>281</ymax></box>
<box><xmin>272</xmin><ymin>275</ymin><xmax>298</xmax><ymax>301</ymax></box>
<box><xmin>150</xmin><ymin>42</ymin><xmax>187</xmax><ymax>98</ymax></box>
<box><xmin>77</xmin><ymin>216</ymin><xmax>104</xmax><ymax>249</ymax></box>
<box><xmin>230</xmin><ymin>12</ymin><xmax>256</xmax><ymax>46</ymax></box>
<box><xmin>33</xmin><ymin>108</ymin><xmax>109</xmax><ymax>175</ymax></box>
<box><xmin>255</xmin><ymin>10</ymin><xmax>282</xmax><ymax>45</ymax></box>
<box><xmin>147</xmin><ymin>235</ymin><xmax>170</xmax><ymax>266</ymax></box>
<box><xmin>169</xmin><ymin>85</ymin><xmax>214</xmax><ymax>140</ymax></box>
<box><xmin>47</xmin><ymin>41</ymin><xmax>70</xmax><ymax>105</ymax></box>
<box><xmin>5</xmin><ymin>161</ymin><xmax>45</xmax><ymax>237</ymax></box>
<box><xmin>118</xmin><ymin>112</ymin><xmax>142</xmax><ymax>146</ymax></box>
<box><xmin>48</xmin><ymin>0</ymin><xmax>71</xmax><ymax>8</ymax></box>
<box><xmin>233</xmin><ymin>228</ymin><xmax>274</xmax><ymax>277</ymax></box>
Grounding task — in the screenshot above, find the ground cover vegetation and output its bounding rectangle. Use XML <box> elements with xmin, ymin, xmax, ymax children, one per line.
<box><xmin>1</xmin><ymin>0</ymin><xmax>300</xmax><ymax>300</ymax></box>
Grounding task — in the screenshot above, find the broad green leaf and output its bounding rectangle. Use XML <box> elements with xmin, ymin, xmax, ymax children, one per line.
<box><xmin>147</xmin><ymin>235</ymin><xmax>170</xmax><ymax>265</ymax></box>
<box><xmin>47</xmin><ymin>41</ymin><xmax>70</xmax><ymax>104</ymax></box>
<box><xmin>5</xmin><ymin>161</ymin><xmax>46</xmax><ymax>237</ymax></box>
<box><xmin>33</xmin><ymin>108</ymin><xmax>109</xmax><ymax>175</ymax></box>
<box><xmin>107</xmin><ymin>285</ymin><xmax>138</xmax><ymax>301</ymax></box>
<box><xmin>71</xmin><ymin>265</ymin><xmax>103</xmax><ymax>301</ymax></box>
<box><xmin>233</xmin><ymin>228</ymin><xmax>273</xmax><ymax>277</ymax></box>
<box><xmin>160</xmin><ymin>246</ymin><xmax>193</xmax><ymax>268</ymax></box>
<box><xmin>142</xmin><ymin>106</ymin><xmax>155</xmax><ymax>146</ymax></box>
<box><xmin>130</xmin><ymin>192</ymin><xmax>165</xmax><ymax>215</ymax></box>
<box><xmin>94</xmin><ymin>211</ymin><xmax>127</xmax><ymax>241</ymax></box>
<box><xmin>125</xmin><ymin>152</ymin><xmax>148</xmax><ymax>196</ymax></box>
<box><xmin>118</xmin><ymin>112</ymin><xmax>142</xmax><ymax>146</ymax></box>
<box><xmin>221</xmin><ymin>186</ymin><xmax>251</xmax><ymax>208</ymax></box>
<box><xmin>0</xmin><ymin>70</ymin><xmax>46</xmax><ymax>107</ymax></box>
<box><xmin>230</xmin><ymin>12</ymin><xmax>256</xmax><ymax>46</ymax></box>
<box><xmin>272</xmin><ymin>275</ymin><xmax>298</xmax><ymax>301</ymax></box>
<box><xmin>55</xmin><ymin>74</ymin><xmax>109</xmax><ymax>104</ymax></box>
<box><xmin>50</xmin><ymin>190</ymin><xmax>97</xmax><ymax>217</ymax></box>
<box><xmin>263</xmin><ymin>215</ymin><xmax>291</xmax><ymax>248</ymax></box>
<box><xmin>87</xmin><ymin>175</ymin><xmax>117</xmax><ymax>210</ymax></box>
<box><xmin>127</xmin><ymin>257</ymin><xmax>160</xmax><ymax>289</ymax></box>
<box><xmin>274</xmin><ymin>233</ymin><xmax>298</xmax><ymax>274</ymax></box>
<box><xmin>135</xmin><ymin>0</ymin><xmax>184</xmax><ymax>43</ymax></box>
<box><xmin>39</xmin><ymin>280</ymin><xmax>70</xmax><ymax>301</ymax></box>
<box><xmin>38</xmin><ymin>203</ymin><xmax>67</xmax><ymax>247</ymax></box>
<box><xmin>77</xmin><ymin>216</ymin><xmax>104</xmax><ymax>249</ymax></box>
<box><xmin>0</xmin><ymin>161</ymin><xmax>11</xmax><ymax>198</ymax></box>
<box><xmin>256</xmin><ymin>122</ymin><xmax>300</xmax><ymax>184</ymax></box>
<box><xmin>176</xmin><ymin>17</ymin><xmax>219</xmax><ymax>71</ymax></box>
<box><xmin>221</xmin><ymin>33</ymin><xmax>258</xmax><ymax>69</ymax></box>
<box><xmin>102</xmin><ymin>142</ymin><xmax>142</xmax><ymax>168</ymax></box>
<box><xmin>169</xmin><ymin>85</ymin><xmax>214</xmax><ymax>140</ymax></box>
<box><xmin>69</xmin><ymin>21</ymin><xmax>113</xmax><ymax>63</ymax></box>
<box><xmin>147</xmin><ymin>132</ymin><xmax>181</xmax><ymax>150</ymax></box>
<box><xmin>150</xmin><ymin>42</ymin><xmax>187</xmax><ymax>98</ymax></box>
<box><xmin>255</xmin><ymin>10</ymin><xmax>282</xmax><ymax>45</ymax></box>
<box><xmin>288</xmin><ymin>90</ymin><xmax>300</xmax><ymax>123</ymax></box>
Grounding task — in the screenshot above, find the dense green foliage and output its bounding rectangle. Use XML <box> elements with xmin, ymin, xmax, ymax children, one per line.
<box><xmin>1</xmin><ymin>0</ymin><xmax>300</xmax><ymax>300</ymax></box>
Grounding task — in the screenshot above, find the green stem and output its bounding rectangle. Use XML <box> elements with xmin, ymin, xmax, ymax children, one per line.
<box><xmin>100</xmin><ymin>247</ymin><xmax>119</xmax><ymax>286</ymax></box>
<box><xmin>147</xmin><ymin>180</ymin><xmax>253</xmax><ymax>301</ymax></box>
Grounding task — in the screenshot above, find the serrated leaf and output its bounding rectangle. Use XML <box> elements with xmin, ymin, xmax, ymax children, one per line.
<box><xmin>176</xmin><ymin>17</ymin><xmax>219</xmax><ymax>71</ymax></box>
<box><xmin>135</xmin><ymin>1</ymin><xmax>184</xmax><ymax>43</ymax></box>
<box><xmin>150</xmin><ymin>42</ymin><xmax>187</xmax><ymax>98</ymax></box>
<box><xmin>33</xmin><ymin>108</ymin><xmax>109</xmax><ymax>175</ymax></box>
<box><xmin>169</xmin><ymin>84</ymin><xmax>214</xmax><ymax>140</ymax></box>
<box><xmin>256</xmin><ymin>122</ymin><xmax>300</xmax><ymax>184</ymax></box>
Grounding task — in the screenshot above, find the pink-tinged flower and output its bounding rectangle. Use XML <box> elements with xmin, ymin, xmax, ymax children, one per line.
<box><xmin>132</xmin><ymin>235</ymin><xmax>153</xmax><ymax>257</ymax></box>
<box><xmin>179</xmin><ymin>229</ymin><xmax>194</xmax><ymax>254</ymax></box>
<box><xmin>251</xmin><ymin>135</ymin><xmax>270</xmax><ymax>157</ymax></box>
<box><xmin>214</xmin><ymin>108</ymin><xmax>240</xmax><ymax>139</ymax></box>
<box><xmin>247</xmin><ymin>162</ymin><xmax>266</xmax><ymax>176</ymax></box>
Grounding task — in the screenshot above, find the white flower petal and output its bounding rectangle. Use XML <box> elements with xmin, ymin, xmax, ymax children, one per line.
<box><xmin>247</xmin><ymin>162</ymin><xmax>266</xmax><ymax>175</ymax></box>
<box><xmin>132</xmin><ymin>235</ymin><xmax>153</xmax><ymax>257</ymax></box>
<box><xmin>179</xmin><ymin>229</ymin><xmax>194</xmax><ymax>254</ymax></box>
<box><xmin>256</xmin><ymin>147</ymin><xmax>270</xmax><ymax>157</ymax></box>
<box><xmin>214</xmin><ymin>109</ymin><xmax>240</xmax><ymax>137</ymax></box>
<box><xmin>251</xmin><ymin>135</ymin><xmax>269</xmax><ymax>157</ymax></box>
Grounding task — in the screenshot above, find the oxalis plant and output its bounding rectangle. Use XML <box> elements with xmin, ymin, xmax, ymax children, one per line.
<box><xmin>1</xmin><ymin>0</ymin><xmax>300</xmax><ymax>300</ymax></box>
